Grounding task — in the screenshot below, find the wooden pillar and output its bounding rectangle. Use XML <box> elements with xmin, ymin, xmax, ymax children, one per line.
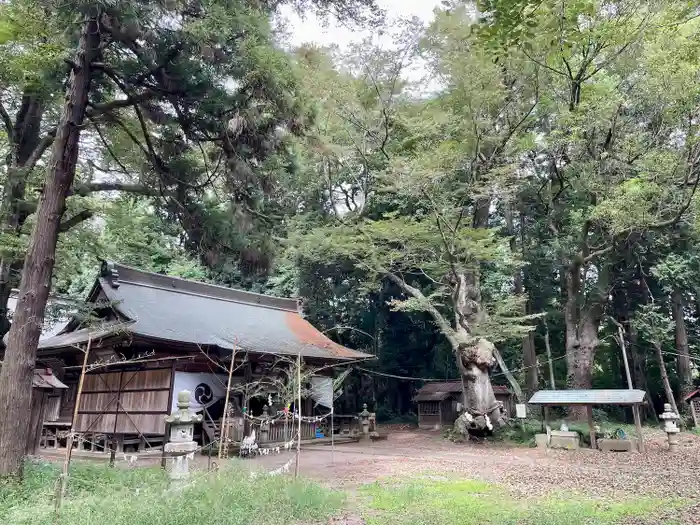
<box><xmin>26</xmin><ymin>389</ymin><xmax>47</xmax><ymax>455</ymax></box>
<box><xmin>543</xmin><ymin>406</ymin><xmax>550</xmax><ymax>431</ymax></box>
<box><xmin>633</xmin><ymin>404</ymin><xmax>644</xmax><ymax>453</ymax></box>
<box><xmin>691</xmin><ymin>399</ymin><xmax>699</xmax><ymax>427</ymax></box>
<box><xmin>586</xmin><ymin>405</ymin><xmax>596</xmax><ymax>450</ymax></box>
<box><xmin>162</xmin><ymin>361</ymin><xmax>176</xmax><ymax>468</ymax></box>
<box><xmin>243</xmin><ymin>361</ymin><xmax>252</xmax><ymax>434</ymax></box>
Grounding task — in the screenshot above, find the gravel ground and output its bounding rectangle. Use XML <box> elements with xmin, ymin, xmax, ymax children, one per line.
<box><xmin>244</xmin><ymin>427</ymin><xmax>700</xmax><ymax>523</ymax></box>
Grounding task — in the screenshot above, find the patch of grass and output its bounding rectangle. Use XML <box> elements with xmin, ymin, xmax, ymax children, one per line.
<box><xmin>1</xmin><ymin>459</ymin><xmax>343</xmax><ymax>525</ymax></box>
<box><xmin>359</xmin><ymin>477</ymin><xmax>678</xmax><ymax>525</ymax></box>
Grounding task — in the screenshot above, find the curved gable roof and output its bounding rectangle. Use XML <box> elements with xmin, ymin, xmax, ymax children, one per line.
<box><xmin>40</xmin><ymin>262</ymin><xmax>373</xmax><ymax>362</ymax></box>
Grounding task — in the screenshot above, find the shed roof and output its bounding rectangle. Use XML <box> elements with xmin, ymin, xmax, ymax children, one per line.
<box><xmin>32</xmin><ymin>369</ymin><xmax>67</xmax><ymax>389</ymax></box>
<box><xmin>37</xmin><ymin>262</ymin><xmax>373</xmax><ymax>362</ymax></box>
<box><xmin>683</xmin><ymin>388</ymin><xmax>700</xmax><ymax>403</ymax></box>
<box><xmin>414</xmin><ymin>381</ymin><xmax>510</xmax><ymax>402</ymax></box>
<box><xmin>528</xmin><ymin>389</ymin><xmax>646</xmax><ymax>406</ymax></box>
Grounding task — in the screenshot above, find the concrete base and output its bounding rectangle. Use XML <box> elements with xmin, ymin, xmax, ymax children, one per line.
<box><xmin>534</xmin><ymin>431</ymin><xmax>580</xmax><ymax>450</ymax></box>
<box><xmin>535</xmin><ymin>433</ymin><xmax>549</xmax><ymax>449</ymax></box>
<box><xmin>598</xmin><ymin>438</ymin><xmax>635</xmax><ymax>452</ymax></box>
<box><xmin>165</xmin><ymin>440</ymin><xmax>197</xmax><ymax>481</ymax></box>
<box><xmin>668</xmin><ymin>431</ymin><xmax>680</xmax><ymax>452</ymax></box>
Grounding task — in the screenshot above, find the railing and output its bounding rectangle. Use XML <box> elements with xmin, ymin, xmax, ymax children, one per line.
<box><xmin>219</xmin><ymin>417</ymin><xmax>317</xmax><ymax>443</ymax></box>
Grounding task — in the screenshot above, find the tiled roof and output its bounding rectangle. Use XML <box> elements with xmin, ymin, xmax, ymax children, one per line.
<box><xmin>38</xmin><ymin>262</ymin><xmax>373</xmax><ymax>362</ymax></box>
<box><xmin>414</xmin><ymin>380</ymin><xmax>510</xmax><ymax>402</ymax></box>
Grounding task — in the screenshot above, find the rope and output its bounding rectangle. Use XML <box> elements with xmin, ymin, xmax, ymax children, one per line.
<box><xmin>356</xmin><ymin>354</ymin><xmax>568</xmax><ymax>383</ymax></box>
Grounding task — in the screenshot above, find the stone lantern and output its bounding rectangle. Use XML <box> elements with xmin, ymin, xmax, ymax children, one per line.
<box><xmin>659</xmin><ymin>403</ymin><xmax>681</xmax><ymax>452</ymax></box>
<box><xmin>164</xmin><ymin>390</ymin><xmax>203</xmax><ymax>482</ymax></box>
<box><xmin>359</xmin><ymin>403</ymin><xmax>370</xmax><ymax>440</ymax></box>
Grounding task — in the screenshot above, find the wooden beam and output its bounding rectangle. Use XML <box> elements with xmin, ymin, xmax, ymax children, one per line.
<box><xmin>587</xmin><ymin>405</ymin><xmax>596</xmax><ymax>450</ymax></box>
<box><xmin>633</xmin><ymin>404</ymin><xmax>644</xmax><ymax>453</ymax></box>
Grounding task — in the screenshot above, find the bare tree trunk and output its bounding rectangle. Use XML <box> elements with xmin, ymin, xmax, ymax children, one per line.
<box><xmin>0</xmin><ymin>95</ymin><xmax>48</xmax><ymax>341</ymax></box>
<box><xmin>452</xmin><ymin>269</ymin><xmax>504</xmax><ymax>432</ymax></box>
<box><xmin>543</xmin><ymin>322</ymin><xmax>555</xmax><ymax>388</ymax></box>
<box><xmin>0</xmin><ymin>16</ymin><xmax>100</xmax><ymax>476</ymax></box>
<box><xmin>671</xmin><ymin>289</ymin><xmax>692</xmax><ymax>403</ymax></box>
<box><xmin>564</xmin><ymin>260</ymin><xmax>607</xmax><ymax>404</ymax></box>
<box><xmin>506</xmin><ymin>205</ymin><xmax>537</xmax><ymax>397</ymax></box>
<box><xmin>654</xmin><ymin>341</ymin><xmax>680</xmax><ymax>416</ymax></box>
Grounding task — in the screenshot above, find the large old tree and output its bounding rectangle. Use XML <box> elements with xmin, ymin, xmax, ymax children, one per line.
<box><xmin>295</xmin><ymin>6</ymin><xmax>539</xmax><ymax>433</ymax></box>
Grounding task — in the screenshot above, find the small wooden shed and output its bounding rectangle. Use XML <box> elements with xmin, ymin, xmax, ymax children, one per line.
<box><xmin>528</xmin><ymin>389</ymin><xmax>647</xmax><ymax>452</ymax></box>
<box><xmin>414</xmin><ymin>381</ymin><xmax>512</xmax><ymax>429</ymax></box>
<box><xmin>27</xmin><ymin>368</ymin><xmax>68</xmax><ymax>454</ymax></box>
<box><xmin>683</xmin><ymin>389</ymin><xmax>700</xmax><ymax>426</ymax></box>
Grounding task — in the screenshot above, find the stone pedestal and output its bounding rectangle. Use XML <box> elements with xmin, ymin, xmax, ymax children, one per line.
<box><xmin>165</xmin><ymin>440</ymin><xmax>198</xmax><ymax>481</ymax></box>
<box><xmin>164</xmin><ymin>390</ymin><xmax>202</xmax><ymax>484</ymax></box>
<box><xmin>668</xmin><ymin>429</ymin><xmax>680</xmax><ymax>452</ymax></box>
<box><xmin>598</xmin><ymin>438</ymin><xmax>635</xmax><ymax>452</ymax></box>
<box><xmin>549</xmin><ymin>430</ymin><xmax>580</xmax><ymax>449</ymax></box>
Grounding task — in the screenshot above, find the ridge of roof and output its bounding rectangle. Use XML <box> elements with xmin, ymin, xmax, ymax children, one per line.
<box><xmin>416</xmin><ymin>381</ymin><xmax>510</xmax><ymax>395</ymax></box>
<box><xmin>100</xmin><ymin>261</ymin><xmax>299</xmax><ymax>313</ymax></box>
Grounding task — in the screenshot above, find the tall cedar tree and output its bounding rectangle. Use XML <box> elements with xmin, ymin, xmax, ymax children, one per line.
<box><xmin>0</xmin><ymin>0</ymin><xmax>377</xmax><ymax>476</ymax></box>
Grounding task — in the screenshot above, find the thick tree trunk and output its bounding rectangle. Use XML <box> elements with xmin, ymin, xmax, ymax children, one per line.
<box><xmin>0</xmin><ymin>16</ymin><xmax>100</xmax><ymax>476</ymax></box>
<box><xmin>522</xmin><ymin>331</ymin><xmax>538</xmax><ymax>395</ymax></box>
<box><xmin>453</xmin><ymin>331</ymin><xmax>504</xmax><ymax>435</ymax></box>
<box><xmin>452</xmin><ymin>268</ymin><xmax>504</xmax><ymax>433</ymax></box>
<box><xmin>671</xmin><ymin>289</ymin><xmax>692</xmax><ymax>402</ymax></box>
<box><xmin>564</xmin><ymin>261</ymin><xmax>605</xmax><ymax>420</ymax></box>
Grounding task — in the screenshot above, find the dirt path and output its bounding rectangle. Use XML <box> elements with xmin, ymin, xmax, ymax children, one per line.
<box><xmin>246</xmin><ymin>429</ymin><xmax>700</xmax><ymax>502</ymax></box>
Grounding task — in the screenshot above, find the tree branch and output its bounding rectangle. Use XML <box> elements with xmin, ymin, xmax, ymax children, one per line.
<box><xmin>88</xmin><ymin>118</ymin><xmax>132</xmax><ymax>174</ymax></box>
<box><xmin>58</xmin><ymin>210</ymin><xmax>93</xmax><ymax>232</ymax></box>
<box><xmin>384</xmin><ymin>270</ymin><xmax>458</xmax><ymax>343</ymax></box>
<box><xmin>72</xmin><ymin>181</ymin><xmax>157</xmax><ymax>197</ymax></box>
<box><xmin>86</xmin><ymin>91</ymin><xmax>157</xmax><ymax>116</ymax></box>
<box><xmin>22</xmin><ymin>129</ymin><xmax>56</xmax><ymax>174</ymax></box>
<box><xmin>22</xmin><ymin>181</ymin><xmax>158</xmax><ymax>217</ymax></box>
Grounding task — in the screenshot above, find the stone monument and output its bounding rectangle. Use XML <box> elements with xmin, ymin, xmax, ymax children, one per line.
<box><xmin>359</xmin><ymin>403</ymin><xmax>370</xmax><ymax>440</ymax></box>
<box><xmin>164</xmin><ymin>390</ymin><xmax>202</xmax><ymax>484</ymax></box>
<box><xmin>659</xmin><ymin>403</ymin><xmax>680</xmax><ymax>452</ymax></box>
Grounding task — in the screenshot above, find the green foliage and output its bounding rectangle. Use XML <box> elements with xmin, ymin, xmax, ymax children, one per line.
<box><xmin>5</xmin><ymin>0</ymin><xmax>700</xmax><ymax>423</ymax></box>
<box><xmin>53</xmin><ymin>198</ymin><xmax>208</xmax><ymax>299</ymax></box>
<box><xmin>1</xmin><ymin>460</ymin><xmax>343</xmax><ymax>525</ymax></box>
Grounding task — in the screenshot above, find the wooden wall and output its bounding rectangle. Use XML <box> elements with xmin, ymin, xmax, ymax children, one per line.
<box><xmin>75</xmin><ymin>368</ymin><xmax>172</xmax><ymax>435</ymax></box>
